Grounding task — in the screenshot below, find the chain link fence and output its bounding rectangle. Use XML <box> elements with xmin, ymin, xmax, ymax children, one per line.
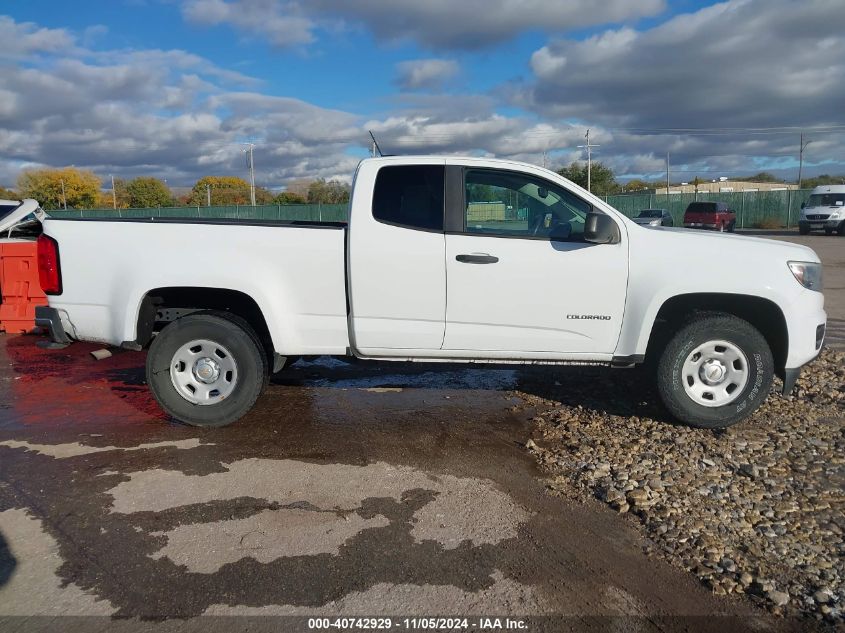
<box><xmin>48</xmin><ymin>203</ymin><xmax>349</xmax><ymax>223</ymax></box>
<box><xmin>604</xmin><ymin>189</ymin><xmax>813</xmax><ymax>228</ymax></box>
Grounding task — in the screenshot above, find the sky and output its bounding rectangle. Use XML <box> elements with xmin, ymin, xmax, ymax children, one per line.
<box><xmin>1</xmin><ymin>0</ymin><xmax>844</xmax><ymax>190</ymax></box>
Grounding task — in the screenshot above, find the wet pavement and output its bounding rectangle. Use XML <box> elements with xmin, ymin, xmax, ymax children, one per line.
<box><xmin>0</xmin><ymin>334</ymin><xmax>808</xmax><ymax>632</ymax></box>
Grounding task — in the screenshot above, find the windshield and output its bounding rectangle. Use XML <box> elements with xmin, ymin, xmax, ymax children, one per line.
<box><xmin>637</xmin><ymin>210</ymin><xmax>663</xmax><ymax>218</ymax></box>
<box><xmin>806</xmin><ymin>193</ymin><xmax>845</xmax><ymax>208</ymax></box>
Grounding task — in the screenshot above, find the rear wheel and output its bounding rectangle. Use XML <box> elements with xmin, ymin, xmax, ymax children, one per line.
<box><xmin>657</xmin><ymin>314</ymin><xmax>773</xmax><ymax>429</ymax></box>
<box><xmin>146</xmin><ymin>312</ymin><xmax>267</xmax><ymax>427</ymax></box>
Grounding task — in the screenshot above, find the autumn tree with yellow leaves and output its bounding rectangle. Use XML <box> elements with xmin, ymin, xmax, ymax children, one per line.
<box><xmin>17</xmin><ymin>167</ymin><xmax>101</xmax><ymax>210</ymax></box>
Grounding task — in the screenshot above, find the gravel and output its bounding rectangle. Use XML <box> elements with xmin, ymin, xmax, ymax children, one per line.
<box><xmin>516</xmin><ymin>347</ymin><xmax>845</xmax><ymax>624</ymax></box>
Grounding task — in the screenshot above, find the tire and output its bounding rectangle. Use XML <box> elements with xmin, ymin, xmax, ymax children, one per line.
<box><xmin>146</xmin><ymin>312</ymin><xmax>267</xmax><ymax>427</ymax></box>
<box><xmin>657</xmin><ymin>313</ymin><xmax>773</xmax><ymax>429</ymax></box>
<box><xmin>799</xmin><ymin>225</ymin><xmax>810</xmax><ymax>235</ymax></box>
<box><xmin>839</xmin><ymin>222</ymin><xmax>845</xmax><ymax>236</ymax></box>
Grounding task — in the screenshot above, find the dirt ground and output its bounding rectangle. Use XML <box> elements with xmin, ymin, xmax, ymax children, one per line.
<box><xmin>0</xmin><ymin>228</ymin><xmax>839</xmax><ymax>632</ymax></box>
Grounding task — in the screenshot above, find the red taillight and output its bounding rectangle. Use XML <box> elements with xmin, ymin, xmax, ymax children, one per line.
<box><xmin>37</xmin><ymin>234</ymin><xmax>62</xmax><ymax>295</ymax></box>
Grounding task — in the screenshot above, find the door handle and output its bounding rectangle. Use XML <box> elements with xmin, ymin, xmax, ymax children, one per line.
<box><xmin>456</xmin><ymin>253</ymin><xmax>499</xmax><ymax>264</ymax></box>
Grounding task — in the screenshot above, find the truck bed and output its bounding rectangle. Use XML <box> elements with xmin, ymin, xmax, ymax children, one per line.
<box><xmin>41</xmin><ymin>217</ymin><xmax>351</xmax><ymax>354</ymax></box>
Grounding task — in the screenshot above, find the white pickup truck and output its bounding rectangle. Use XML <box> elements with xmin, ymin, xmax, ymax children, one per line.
<box><xmin>26</xmin><ymin>157</ymin><xmax>826</xmax><ymax>429</ymax></box>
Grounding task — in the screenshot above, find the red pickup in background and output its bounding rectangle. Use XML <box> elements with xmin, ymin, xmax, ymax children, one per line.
<box><xmin>683</xmin><ymin>201</ymin><xmax>736</xmax><ymax>232</ymax></box>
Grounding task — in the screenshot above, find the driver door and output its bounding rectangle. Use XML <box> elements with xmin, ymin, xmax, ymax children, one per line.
<box><xmin>442</xmin><ymin>167</ymin><xmax>628</xmax><ymax>355</ymax></box>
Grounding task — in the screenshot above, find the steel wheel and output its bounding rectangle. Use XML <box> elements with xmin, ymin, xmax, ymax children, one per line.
<box><xmin>681</xmin><ymin>339</ymin><xmax>749</xmax><ymax>407</ymax></box>
<box><xmin>169</xmin><ymin>338</ymin><xmax>238</xmax><ymax>405</ymax></box>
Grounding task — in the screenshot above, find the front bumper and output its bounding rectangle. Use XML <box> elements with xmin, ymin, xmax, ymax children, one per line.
<box><xmin>35</xmin><ymin>306</ymin><xmax>71</xmax><ymax>346</ymax></box>
<box><xmin>782</xmin><ymin>320</ymin><xmax>826</xmax><ymax>394</ymax></box>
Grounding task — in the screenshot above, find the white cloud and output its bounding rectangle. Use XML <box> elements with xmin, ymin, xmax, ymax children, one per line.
<box><xmin>395</xmin><ymin>59</ymin><xmax>459</xmax><ymax>91</ymax></box>
<box><xmin>181</xmin><ymin>0</ymin><xmax>315</xmax><ymax>47</ymax></box>
<box><xmin>179</xmin><ymin>0</ymin><xmax>665</xmax><ymax>49</ymax></box>
<box><xmin>0</xmin><ymin>15</ymin><xmax>76</xmax><ymax>59</ymax></box>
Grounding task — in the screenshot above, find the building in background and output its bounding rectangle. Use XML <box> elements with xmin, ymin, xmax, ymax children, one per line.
<box><xmin>654</xmin><ymin>179</ymin><xmax>799</xmax><ymax>195</ymax></box>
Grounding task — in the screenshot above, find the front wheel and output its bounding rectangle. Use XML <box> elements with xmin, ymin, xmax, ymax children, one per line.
<box><xmin>146</xmin><ymin>312</ymin><xmax>267</xmax><ymax>427</ymax></box>
<box><xmin>657</xmin><ymin>314</ymin><xmax>773</xmax><ymax>428</ymax></box>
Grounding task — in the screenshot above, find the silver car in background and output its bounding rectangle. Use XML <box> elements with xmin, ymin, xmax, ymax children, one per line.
<box><xmin>633</xmin><ymin>209</ymin><xmax>674</xmax><ymax>227</ymax></box>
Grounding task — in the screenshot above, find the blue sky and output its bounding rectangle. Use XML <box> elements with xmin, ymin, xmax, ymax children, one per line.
<box><xmin>1</xmin><ymin>0</ymin><xmax>843</xmax><ymax>188</ymax></box>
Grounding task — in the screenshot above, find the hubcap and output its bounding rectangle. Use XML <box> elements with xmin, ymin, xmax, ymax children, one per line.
<box><xmin>681</xmin><ymin>339</ymin><xmax>749</xmax><ymax>407</ymax></box>
<box><xmin>170</xmin><ymin>339</ymin><xmax>238</xmax><ymax>405</ymax></box>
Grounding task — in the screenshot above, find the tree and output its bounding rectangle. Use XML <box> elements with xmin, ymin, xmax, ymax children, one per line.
<box><xmin>255</xmin><ymin>186</ymin><xmax>274</xmax><ymax>204</ymax></box>
<box><xmin>188</xmin><ymin>176</ymin><xmax>274</xmax><ymax>206</ymax></box>
<box><xmin>735</xmin><ymin>172</ymin><xmax>780</xmax><ymax>183</ymax></box>
<box><xmin>273</xmin><ymin>191</ymin><xmax>307</xmax><ymax>205</ymax></box>
<box><xmin>307</xmin><ymin>179</ymin><xmax>350</xmax><ymax>204</ymax></box>
<box><xmin>801</xmin><ymin>174</ymin><xmax>845</xmax><ymax>188</ymax></box>
<box><xmin>0</xmin><ymin>186</ymin><xmax>16</xmax><ymax>199</ymax></box>
<box><xmin>622</xmin><ymin>178</ymin><xmax>650</xmax><ymax>192</ymax></box>
<box><xmin>125</xmin><ymin>177</ymin><xmax>173</xmax><ymax>208</ymax></box>
<box><xmin>189</xmin><ymin>176</ymin><xmax>251</xmax><ymax>205</ymax></box>
<box><xmin>556</xmin><ymin>162</ymin><xmax>618</xmax><ymax>196</ymax></box>
<box><xmin>17</xmin><ymin>167</ymin><xmax>101</xmax><ymax>210</ymax></box>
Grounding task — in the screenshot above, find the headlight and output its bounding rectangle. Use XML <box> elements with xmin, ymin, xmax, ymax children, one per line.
<box><xmin>788</xmin><ymin>261</ymin><xmax>823</xmax><ymax>292</ymax></box>
<box><xmin>650</xmin><ymin>219</ymin><xmax>661</xmax><ymax>226</ymax></box>
<box><xmin>829</xmin><ymin>212</ymin><xmax>839</xmax><ymax>220</ymax></box>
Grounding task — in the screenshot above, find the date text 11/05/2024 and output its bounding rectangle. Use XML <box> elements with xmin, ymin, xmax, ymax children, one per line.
<box><xmin>307</xmin><ymin>617</ymin><xmax>528</xmax><ymax>630</ymax></box>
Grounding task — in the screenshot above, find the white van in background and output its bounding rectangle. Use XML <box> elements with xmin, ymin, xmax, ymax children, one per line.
<box><xmin>799</xmin><ymin>185</ymin><xmax>845</xmax><ymax>235</ymax></box>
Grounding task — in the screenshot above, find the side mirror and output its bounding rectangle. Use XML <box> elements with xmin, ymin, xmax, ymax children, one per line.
<box><xmin>584</xmin><ymin>212</ymin><xmax>620</xmax><ymax>244</ymax></box>
<box><xmin>800</xmin><ymin>202</ymin><xmax>805</xmax><ymax>209</ymax></box>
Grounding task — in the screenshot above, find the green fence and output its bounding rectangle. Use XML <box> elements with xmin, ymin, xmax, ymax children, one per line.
<box><xmin>44</xmin><ymin>190</ymin><xmax>814</xmax><ymax>229</ymax></box>
<box><xmin>48</xmin><ymin>203</ymin><xmax>349</xmax><ymax>223</ymax></box>
<box><xmin>605</xmin><ymin>189</ymin><xmax>814</xmax><ymax>228</ymax></box>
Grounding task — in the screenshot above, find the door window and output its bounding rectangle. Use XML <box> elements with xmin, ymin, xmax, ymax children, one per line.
<box><xmin>464</xmin><ymin>169</ymin><xmax>590</xmax><ymax>240</ymax></box>
<box><xmin>372</xmin><ymin>165</ymin><xmax>444</xmax><ymax>231</ymax></box>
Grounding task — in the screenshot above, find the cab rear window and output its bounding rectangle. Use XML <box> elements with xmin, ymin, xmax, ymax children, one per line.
<box><xmin>372</xmin><ymin>165</ymin><xmax>444</xmax><ymax>231</ymax></box>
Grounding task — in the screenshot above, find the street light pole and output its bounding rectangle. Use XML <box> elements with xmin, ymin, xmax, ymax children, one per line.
<box><xmin>243</xmin><ymin>143</ymin><xmax>256</xmax><ymax>206</ymax></box>
<box><xmin>110</xmin><ymin>174</ymin><xmax>117</xmax><ymax>209</ymax></box>
<box><xmin>577</xmin><ymin>129</ymin><xmax>600</xmax><ymax>193</ymax></box>
<box><xmin>798</xmin><ymin>133</ymin><xmax>812</xmax><ymax>189</ymax></box>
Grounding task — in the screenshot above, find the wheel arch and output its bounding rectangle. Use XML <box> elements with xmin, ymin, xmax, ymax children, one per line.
<box><xmin>644</xmin><ymin>292</ymin><xmax>789</xmax><ymax>377</ymax></box>
<box><xmin>134</xmin><ymin>286</ymin><xmax>275</xmax><ymax>360</ymax></box>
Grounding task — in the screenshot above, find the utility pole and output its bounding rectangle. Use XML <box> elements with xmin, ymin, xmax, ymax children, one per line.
<box><xmin>798</xmin><ymin>133</ymin><xmax>812</xmax><ymax>189</ymax></box>
<box><xmin>206</xmin><ymin>184</ymin><xmax>211</xmax><ymax>206</ymax></box>
<box><xmin>60</xmin><ymin>179</ymin><xmax>67</xmax><ymax>209</ymax></box>
<box><xmin>110</xmin><ymin>174</ymin><xmax>117</xmax><ymax>209</ymax></box>
<box><xmin>577</xmin><ymin>129</ymin><xmax>599</xmax><ymax>192</ymax></box>
<box><xmin>243</xmin><ymin>143</ymin><xmax>256</xmax><ymax>206</ymax></box>
<box><xmin>666</xmin><ymin>152</ymin><xmax>670</xmax><ymax>201</ymax></box>
<box><xmin>542</xmin><ymin>151</ymin><xmax>547</xmax><ymax>169</ymax></box>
